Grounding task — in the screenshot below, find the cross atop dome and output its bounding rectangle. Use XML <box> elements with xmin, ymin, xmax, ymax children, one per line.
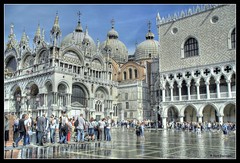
<box><xmin>111</xmin><ymin>18</ymin><xmax>115</xmax><ymax>29</ymax></box>
<box><xmin>77</xmin><ymin>11</ymin><xmax>82</xmax><ymax>22</ymax></box>
<box><xmin>148</xmin><ymin>20</ymin><xmax>151</xmax><ymax>32</ymax></box>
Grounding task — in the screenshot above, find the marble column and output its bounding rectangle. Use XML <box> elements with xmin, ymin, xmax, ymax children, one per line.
<box><xmin>178</xmin><ymin>85</ymin><xmax>182</xmax><ymax>101</ymax></box>
<box><xmin>195</xmin><ymin>83</ymin><xmax>200</xmax><ymax>100</ymax></box>
<box><xmin>162</xmin><ymin>117</ymin><xmax>167</xmax><ymax>129</ymax></box>
<box><xmin>179</xmin><ymin>116</ymin><xmax>183</xmax><ymax>123</ymax></box>
<box><xmin>197</xmin><ymin>115</ymin><xmax>203</xmax><ymax>123</ymax></box>
<box><xmin>218</xmin><ymin>116</ymin><xmax>223</xmax><ymax>125</ymax></box>
<box><xmin>170</xmin><ymin>86</ymin><xmax>173</xmax><ymax>101</ymax></box>
<box><xmin>226</xmin><ymin>80</ymin><xmax>232</xmax><ymax>98</ymax></box>
<box><xmin>162</xmin><ymin>88</ymin><xmax>165</xmax><ymax>102</ymax></box>
<box><xmin>187</xmin><ymin>83</ymin><xmax>191</xmax><ymax>100</ymax></box>
<box><xmin>205</xmin><ymin>82</ymin><xmax>210</xmax><ymax>99</ymax></box>
<box><xmin>216</xmin><ymin>80</ymin><xmax>220</xmax><ymax>98</ymax></box>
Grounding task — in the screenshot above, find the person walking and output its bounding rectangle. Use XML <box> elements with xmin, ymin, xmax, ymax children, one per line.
<box><xmin>36</xmin><ymin>114</ymin><xmax>46</xmax><ymax>146</ymax></box>
<box><xmin>4</xmin><ymin>115</ymin><xmax>10</xmax><ymax>147</ymax></box>
<box><xmin>76</xmin><ymin>114</ymin><xmax>86</xmax><ymax>142</ymax></box>
<box><xmin>49</xmin><ymin>115</ymin><xmax>57</xmax><ymax>144</ymax></box>
<box><xmin>98</xmin><ymin>118</ymin><xmax>106</xmax><ymax>141</ymax></box>
<box><xmin>13</xmin><ymin>116</ymin><xmax>19</xmax><ymax>143</ymax></box>
<box><xmin>139</xmin><ymin>122</ymin><xmax>145</xmax><ymax>141</ymax></box>
<box><xmin>13</xmin><ymin>114</ymin><xmax>27</xmax><ymax>147</ymax></box>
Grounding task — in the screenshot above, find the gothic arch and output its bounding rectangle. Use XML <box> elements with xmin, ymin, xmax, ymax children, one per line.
<box><xmin>219</xmin><ymin>101</ymin><xmax>236</xmax><ymax>116</ymax></box>
<box><xmin>20</xmin><ymin>51</ymin><xmax>34</xmax><ymax>69</ymax></box>
<box><xmin>199</xmin><ymin>102</ymin><xmax>219</xmax><ymax>116</ymax></box>
<box><xmin>36</xmin><ymin>47</ymin><xmax>48</xmax><ymax>64</ymax></box>
<box><xmin>180</xmin><ymin>103</ymin><xmax>198</xmax><ymax>116</ymax></box>
<box><xmin>163</xmin><ymin>104</ymin><xmax>179</xmax><ymax>117</ymax></box>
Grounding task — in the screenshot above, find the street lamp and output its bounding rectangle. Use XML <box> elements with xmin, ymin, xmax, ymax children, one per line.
<box><xmin>36</xmin><ymin>95</ymin><xmax>40</xmax><ymax>109</ymax></box>
<box><xmin>26</xmin><ymin>87</ymin><xmax>31</xmax><ymax>112</ymax></box>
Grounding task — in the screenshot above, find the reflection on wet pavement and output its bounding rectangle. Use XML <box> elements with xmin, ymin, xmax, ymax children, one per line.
<box><xmin>16</xmin><ymin>128</ymin><xmax>236</xmax><ymax>159</ymax></box>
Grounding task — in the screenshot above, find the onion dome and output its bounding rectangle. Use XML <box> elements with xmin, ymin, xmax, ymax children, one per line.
<box><xmin>61</xmin><ymin>21</ymin><xmax>96</xmax><ymax>51</ymax></box>
<box><xmin>100</xmin><ymin>19</ymin><xmax>128</xmax><ymax>63</ymax></box>
<box><xmin>134</xmin><ymin>21</ymin><xmax>160</xmax><ymax>61</ymax></box>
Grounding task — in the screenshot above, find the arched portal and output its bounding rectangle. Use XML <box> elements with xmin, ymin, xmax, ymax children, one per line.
<box><xmin>202</xmin><ymin>105</ymin><xmax>218</xmax><ymax>122</ymax></box>
<box><xmin>184</xmin><ymin>106</ymin><xmax>197</xmax><ymax>122</ymax></box>
<box><xmin>167</xmin><ymin>107</ymin><xmax>179</xmax><ymax>122</ymax></box>
<box><xmin>223</xmin><ymin>104</ymin><xmax>235</xmax><ymax>123</ymax></box>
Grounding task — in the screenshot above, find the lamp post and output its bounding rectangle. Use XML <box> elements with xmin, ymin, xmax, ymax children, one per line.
<box><xmin>35</xmin><ymin>95</ymin><xmax>40</xmax><ymax>118</ymax></box>
<box><xmin>16</xmin><ymin>94</ymin><xmax>21</xmax><ymax>118</ymax></box>
<box><xmin>26</xmin><ymin>87</ymin><xmax>31</xmax><ymax>113</ymax></box>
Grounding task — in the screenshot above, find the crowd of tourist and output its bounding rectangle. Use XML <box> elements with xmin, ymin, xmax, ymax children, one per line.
<box><xmin>4</xmin><ymin>112</ymin><xmax>235</xmax><ymax>148</ymax></box>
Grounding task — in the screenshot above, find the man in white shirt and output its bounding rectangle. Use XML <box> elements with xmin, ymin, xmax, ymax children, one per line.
<box><xmin>77</xmin><ymin>114</ymin><xmax>85</xmax><ymax>142</ymax></box>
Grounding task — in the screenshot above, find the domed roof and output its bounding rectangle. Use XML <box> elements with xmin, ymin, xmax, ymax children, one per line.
<box><xmin>100</xmin><ymin>38</ymin><xmax>128</xmax><ymax>63</ymax></box>
<box><xmin>145</xmin><ymin>31</ymin><xmax>154</xmax><ymax>39</ymax></box>
<box><xmin>134</xmin><ymin>39</ymin><xmax>160</xmax><ymax>61</ymax></box>
<box><xmin>107</xmin><ymin>28</ymin><xmax>119</xmax><ymax>38</ymax></box>
<box><xmin>134</xmin><ymin>22</ymin><xmax>160</xmax><ymax>61</ymax></box>
<box><xmin>100</xmin><ymin>20</ymin><xmax>128</xmax><ymax>63</ymax></box>
<box><xmin>61</xmin><ymin>21</ymin><xmax>96</xmax><ymax>51</ymax></box>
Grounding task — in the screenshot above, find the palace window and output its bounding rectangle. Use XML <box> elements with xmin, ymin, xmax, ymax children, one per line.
<box><xmin>184</xmin><ymin>37</ymin><xmax>199</xmax><ymax>58</ymax></box>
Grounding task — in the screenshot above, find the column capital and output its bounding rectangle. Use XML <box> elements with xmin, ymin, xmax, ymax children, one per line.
<box><xmin>215</xmin><ymin>80</ymin><xmax>220</xmax><ymax>84</ymax></box>
<box><xmin>226</xmin><ymin>79</ymin><xmax>231</xmax><ymax>83</ymax></box>
<box><xmin>195</xmin><ymin>83</ymin><xmax>200</xmax><ymax>87</ymax></box>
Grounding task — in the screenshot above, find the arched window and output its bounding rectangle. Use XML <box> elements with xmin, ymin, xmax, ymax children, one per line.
<box><xmin>123</xmin><ymin>71</ymin><xmax>126</xmax><ymax>80</ymax></box>
<box><xmin>71</xmin><ymin>85</ymin><xmax>86</xmax><ymax>106</ymax></box>
<box><xmin>129</xmin><ymin>68</ymin><xmax>132</xmax><ymax>79</ymax></box>
<box><xmin>184</xmin><ymin>37</ymin><xmax>199</xmax><ymax>58</ymax></box>
<box><xmin>231</xmin><ymin>28</ymin><xmax>236</xmax><ymax>49</ymax></box>
<box><xmin>134</xmin><ymin>69</ymin><xmax>138</xmax><ymax>78</ymax></box>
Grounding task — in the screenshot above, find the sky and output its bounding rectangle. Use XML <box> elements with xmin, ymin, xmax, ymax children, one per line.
<box><xmin>4</xmin><ymin>4</ymin><xmax>201</xmax><ymax>55</ymax></box>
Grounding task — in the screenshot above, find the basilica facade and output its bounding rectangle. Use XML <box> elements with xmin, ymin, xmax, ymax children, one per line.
<box><xmin>4</xmin><ymin>4</ymin><xmax>236</xmax><ymax>127</ymax></box>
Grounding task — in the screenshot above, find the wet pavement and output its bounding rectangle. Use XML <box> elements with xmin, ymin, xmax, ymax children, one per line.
<box><xmin>5</xmin><ymin>128</ymin><xmax>236</xmax><ymax>159</ymax></box>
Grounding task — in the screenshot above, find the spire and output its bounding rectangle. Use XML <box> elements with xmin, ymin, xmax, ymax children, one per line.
<box><xmin>42</xmin><ymin>28</ymin><xmax>45</xmax><ymax>41</ymax></box>
<box><xmin>34</xmin><ymin>23</ymin><xmax>41</xmax><ymax>43</ymax></box>
<box><xmin>85</xmin><ymin>25</ymin><xmax>88</xmax><ymax>35</ymax></box>
<box><xmin>10</xmin><ymin>23</ymin><xmax>14</xmax><ymax>35</ymax></box>
<box><xmin>8</xmin><ymin>23</ymin><xmax>15</xmax><ymax>41</ymax></box>
<box><xmin>156</xmin><ymin>12</ymin><xmax>161</xmax><ymax>21</ymax></box>
<box><xmin>51</xmin><ymin>11</ymin><xmax>61</xmax><ymax>35</ymax></box>
<box><xmin>20</xmin><ymin>28</ymin><xmax>27</xmax><ymax>45</ymax></box>
<box><xmin>83</xmin><ymin>25</ymin><xmax>90</xmax><ymax>45</ymax></box>
<box><xmin>50</xmin><ymin>11</ymin><xmax>61</xmax><ymax>46</ymax></box>
<box><xmin>6</xmin><ymin>23</ymin><xmax>18</xmax><ymax>50</ymax></box>
<box><xmin>35</xmin><ymin>23</ymin><xmax>41</xmax><ymax>36</ymax></box>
